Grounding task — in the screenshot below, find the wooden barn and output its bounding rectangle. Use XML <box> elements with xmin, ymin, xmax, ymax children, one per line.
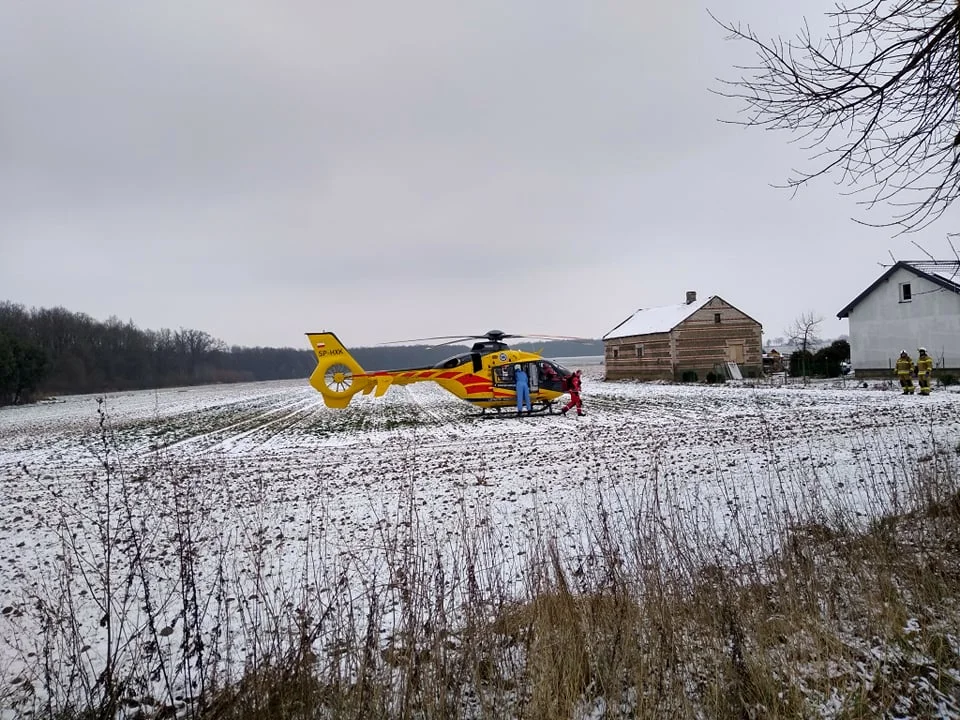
<box><xmin>602</xmin><ymin>292</ymin><xmax>763</xmax><ymax>381</ymax></box>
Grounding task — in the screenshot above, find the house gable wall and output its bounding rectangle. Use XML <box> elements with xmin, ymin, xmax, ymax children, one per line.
<box><xmin>674</xmin><ymin>297</ymin><xmax>762</xmax><ymax>378</ymax></box>
<box><xmin>847</xmin><ymin>267</ymin><xmax>960</xmax><ymax>371</ymax></box>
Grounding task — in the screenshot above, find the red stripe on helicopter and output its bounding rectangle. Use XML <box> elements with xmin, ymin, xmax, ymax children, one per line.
<box><xmin>363</xmin><ymin>370</ymin><xmax>427</xmax><ymax>379</ymax></box>
<box><xmin>457</xmin><ymin>374</ymin><xmax>489</xmax><ymax>385</ymax></box>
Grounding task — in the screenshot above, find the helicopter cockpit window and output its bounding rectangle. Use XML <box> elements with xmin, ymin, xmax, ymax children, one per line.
<box><xmin>538</xmin><ymin>360</ymin><xmax>567</xmax><ymax>390</ymax></box>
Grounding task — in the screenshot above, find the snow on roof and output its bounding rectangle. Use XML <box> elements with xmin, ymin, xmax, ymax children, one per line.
<box><xmin>603</xmin><ymin>296</ymin><xmax>712</xmax><ymax>340</ymax></box>
<box><xmin>931</xmin><ymin>270</ymin><xmax>960</xmax><ymax>287</ymax></box>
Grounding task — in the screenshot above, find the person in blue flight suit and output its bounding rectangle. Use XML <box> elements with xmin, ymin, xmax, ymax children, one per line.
<box><xmin>514</xmin><ymin>364</ymin><xmax>532</xmax><ymax>416</ymax></box>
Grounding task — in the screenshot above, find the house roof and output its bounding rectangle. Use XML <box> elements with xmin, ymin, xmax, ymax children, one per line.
<box><xmin>836</xmin><ymin>260</ymin><xmax>960</xmax><ymax>318</ymax></box>
<box><xmin>603</xmin><ymin>296</ymin><xmax>714</xmax><ymax>340</ymax></box>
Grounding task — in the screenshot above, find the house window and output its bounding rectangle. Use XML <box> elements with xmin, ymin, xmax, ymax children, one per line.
<box><xmin>714</xmin><ymin>313</ymin><xmax>722</xmax><ymax>324</ymax></box>
<box><xmin>899</xmin><ymin>282</ymin><xmax>912</xmax><ymax>302</ymax></box>
<box><xmin>636</xmin><ymin>345</ymin><xmax>644</xmax><ymax>359</ymax></box>
<box><xmin>612</xmin><ymin>348</ymin><xmax>619</xmax><ymax>359</ymax></box>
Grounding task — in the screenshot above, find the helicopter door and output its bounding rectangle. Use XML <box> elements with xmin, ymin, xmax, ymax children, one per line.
<box><xmin>528</xmin><ymin>363</ymin><xmax>539</xmax><ymax>392</ymax></box>
<box><xmin>493</xmin><ymin>364</ymin><xmax>512</xmax><ymax>387</ymax></box>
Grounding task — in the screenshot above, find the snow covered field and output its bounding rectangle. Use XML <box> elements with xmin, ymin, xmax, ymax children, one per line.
<box><xmin>1</xmin><ymin>368</ymin><xmax>959</xmax><ymax>714</ymax></box>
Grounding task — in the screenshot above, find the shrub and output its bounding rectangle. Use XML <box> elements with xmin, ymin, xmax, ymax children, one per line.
<box><xmin>789</xmin><ymin>349</ymin><xmax>814</xmax><ymax>378</ymax></box>
<box><xmin>681</xmin><ymin>370</ymin><xmax>698</xmax><ymax>383</ymax></box>
<box><xmin>706</xmin><ymin>372</ymin><xmax>722</xmax><ymax>384</ymax></box>
<box><xmin>811</xmin><ymin>339</ymin><xmax>850</xmax><ymax>377</ymax></box>
<box><xmin>939</xmin><ymin>373</ymin><xmax>958</xmax><ymax>387</ymax></box>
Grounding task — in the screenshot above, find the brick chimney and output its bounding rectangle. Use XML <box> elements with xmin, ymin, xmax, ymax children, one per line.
<box><xmin>685</xmin><ymin>290</ymin><xmax>697</xmax><ymax>304</ymax></box>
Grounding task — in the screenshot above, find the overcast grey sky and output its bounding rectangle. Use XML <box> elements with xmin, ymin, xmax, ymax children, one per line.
<box><xmin>2</xmin><ymin>1</ymin><xmax>956</xmax><ymax>349</ymax></box>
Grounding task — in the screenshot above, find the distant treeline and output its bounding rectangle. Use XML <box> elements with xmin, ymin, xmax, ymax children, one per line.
<box><xmin>0</xmin><ymin>301</ymin><xmax>602</xmax><ymax>405</ymax></box>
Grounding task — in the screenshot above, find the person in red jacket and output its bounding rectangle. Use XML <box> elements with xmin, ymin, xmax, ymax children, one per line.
<box><xmin>559</xmin><ymin>369</ymin><xmax>584</xmax><ymax>416</ymax></box>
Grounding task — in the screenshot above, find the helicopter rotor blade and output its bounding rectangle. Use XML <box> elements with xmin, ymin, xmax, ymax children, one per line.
<box><xmin>378</xmin><ymin>330</ymin><xmax>596</xmax><ymax>347</ymax></box>
<box><xmin>379</xmin><ymin>334</ymin><xmax>484</xmax><ymax>346</ymax></box>
<box><xmin>502</xmin><ymin>333</ymin><xmax>596</xmax><ymax>342</ymax></box>
<box><xmin>430</xmin><ymin>337</ymin><xmax>478</xmax><ymax>348</ymax></box>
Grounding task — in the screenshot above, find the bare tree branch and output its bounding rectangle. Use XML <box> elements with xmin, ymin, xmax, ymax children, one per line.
<box><xmin>786</xmin><ymin>312</ymin><xmax>824</xmax><ymax>352</ymax></box>
<box><xmin>712</xmin><ymin>1</ymin><xmax>960</xmax><ymax>234</ymax></box>
<box><xmin>911</xmin><ymin>239</ymin><xmax>938</xmax><ymax>259</ymax></box>
<box><xmin>785</xmin><ymin>312</ymin><xmax>824</xmax><ymax>383</ymax></box>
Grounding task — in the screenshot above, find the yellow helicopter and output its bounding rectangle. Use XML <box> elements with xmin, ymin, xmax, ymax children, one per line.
<box><xmin>305</xmin><ymin>330</ymin><xmax>581</xmax><ymax>415</ymax></box>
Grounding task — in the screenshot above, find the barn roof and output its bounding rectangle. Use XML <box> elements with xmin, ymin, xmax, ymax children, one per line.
<box><xmin>836</xmin><ymin>260</ymin><xmax>960</xmax><ymax>319</ymax></box>
<box><xmin>603</xmin><ymin>295</ymin><xmax>713</xmax><ymax>340</ymax></box>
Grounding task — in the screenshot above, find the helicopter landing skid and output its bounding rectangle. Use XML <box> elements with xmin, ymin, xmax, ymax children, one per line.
<box><xmin>478</xmin><ymin>402</ymin><xmax>556</xmax><ymax>419</ymax></box>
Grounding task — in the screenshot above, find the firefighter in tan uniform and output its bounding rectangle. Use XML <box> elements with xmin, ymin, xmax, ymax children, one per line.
<box><xmin>895</xmin><ymin>350</ymin><xmax>915</xmax><ymax>394</ymax></box>
<box><xmin>916</xmin><ymin>347</ymin><xmax>933</xmax><ymax>396</ymax></box>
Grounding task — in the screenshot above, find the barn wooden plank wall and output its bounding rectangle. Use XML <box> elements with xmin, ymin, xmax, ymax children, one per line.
<box><xmin>604</xmin><ymin>297</ymin><xmax>762</xmax><ymax>381</ymax></box>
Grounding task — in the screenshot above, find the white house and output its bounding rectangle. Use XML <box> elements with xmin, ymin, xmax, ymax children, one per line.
<box><xmin>836</xmin><ymin>260</ymin><xmax>960</xmax><ymax>374</ymax></box>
